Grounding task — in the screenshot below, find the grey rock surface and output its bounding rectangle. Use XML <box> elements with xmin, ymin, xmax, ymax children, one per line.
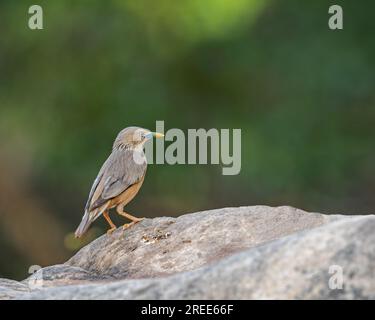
<box><xmin>0</xmin><ymin>279</ymin><xmax>30</xmax><ymax>300</ymax></box>
<box><xmin>66</xmin><ymin>206</ymin><xmax>334</xmax><ymax>279</ymax></box>
<box><xmin>1</xmin><ymin>206</ymin><xmax>374</xmax><ymax>299</ymax></box>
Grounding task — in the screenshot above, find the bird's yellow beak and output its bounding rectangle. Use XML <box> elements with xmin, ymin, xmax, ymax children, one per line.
<box><xmin>152</xmin><ymin>132</ymin><xmax>164</xmax><ymax>139</ymax></box>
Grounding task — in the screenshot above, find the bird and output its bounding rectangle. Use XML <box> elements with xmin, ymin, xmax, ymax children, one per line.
<box><xmin>74</xmin><ymin>126</ymin><xmax>164</xmax><ymax>238</ymax></box>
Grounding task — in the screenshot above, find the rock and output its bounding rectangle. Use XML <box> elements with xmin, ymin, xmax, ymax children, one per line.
<box><xmin>66</xmin><ymin>206</ymin><xmax>336</xmax><ymax>279</ymax></box>
<box><xmin>22</xmin><ymin>264</ymin><xmax>115</xmax><ymax>288</ymax></box>
<box><xmin>0</xmin><ymin>279</ymin><xmax>30</xmax><ymax>300</ymax></box>
<box><xmin>1</xmin><ymin>206</ymin><xmax>374</xmax><ymax>299</ymax></box>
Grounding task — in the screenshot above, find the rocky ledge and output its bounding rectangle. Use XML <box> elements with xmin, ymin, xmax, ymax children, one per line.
<box><xmin>1</xmin><ymin>206</ymin><xmax>374</xmax><ymax>299</ymax></box>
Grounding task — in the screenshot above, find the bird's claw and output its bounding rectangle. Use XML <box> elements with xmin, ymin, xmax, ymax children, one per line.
<box><xmin>106</xmin><ymin>227</ymin><xmax>116</xmax><ymax>235</ymax></box>
<box><xmin>122</xmin><ymin>222</ymin><xmax>135</xmax><ymax>230</ymax></box>
<box><xmin>122</xmin><ymin>218</ymin><xmax>144</xmax><ymax>230</ymax></box>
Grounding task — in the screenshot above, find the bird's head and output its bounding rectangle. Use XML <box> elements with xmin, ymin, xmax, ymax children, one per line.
<box><xmin>113</xmin><ymin>126</ymin><xmax>164</xmax><ymax>150</ymax></box>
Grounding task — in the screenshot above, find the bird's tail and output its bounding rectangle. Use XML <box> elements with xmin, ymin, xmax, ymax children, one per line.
<box><xmin>74</xmin><ymin>210</ymin><xmax>92</xmax><ymax>238</ymax></box>
<box><xmin>75</xmin><ymin>204</ymin><xmax>109</xmax><ymax>238</ymax></box>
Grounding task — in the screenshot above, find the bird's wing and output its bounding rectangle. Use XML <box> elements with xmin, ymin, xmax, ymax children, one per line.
<box><xmin>88</xmin><ymin>149</ymin><xmax>147</xmax><ymax>211</ymax></box>
<box><xmin>83</xmin><ymin>155</ymin><xmax>111</xmax><ymax>212</ymax></box>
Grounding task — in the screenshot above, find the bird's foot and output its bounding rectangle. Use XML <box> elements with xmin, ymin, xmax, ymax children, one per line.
<box><xmin>106</xmin><ymin>227</ymin><xmax>116</xmax><ymax>235</ymax></box>
<box><xmin>122</xmin><ymin>222</ymin><xmax>135</xmax><ymax>230</ymax></box>
<box><xmin>122</xmin><ymin>218</ymin><xmax>144</xmax><ymax>230</ymax></box>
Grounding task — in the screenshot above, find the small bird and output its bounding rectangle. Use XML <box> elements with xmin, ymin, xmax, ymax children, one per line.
<box><xmin>74</xmin><ymin>127</ymin><xmax>164</xmax><ymax>238</ymax></box>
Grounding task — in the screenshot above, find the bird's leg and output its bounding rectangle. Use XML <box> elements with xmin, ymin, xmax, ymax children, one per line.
<box><xmin>116</xmin><ymin>206</ymin><xmax>144</xmax><ymax>230</ymax></box>
<box><xmin>103</xmin><ymin>211</ymin><xmax>117</xmax><ymax>235</ymax></box>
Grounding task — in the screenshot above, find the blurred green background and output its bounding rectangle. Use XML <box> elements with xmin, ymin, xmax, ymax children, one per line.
<box><xmin>0</xmin><ymin>0</ymin><xmax>374</xmax><ymax>280</ymax></box>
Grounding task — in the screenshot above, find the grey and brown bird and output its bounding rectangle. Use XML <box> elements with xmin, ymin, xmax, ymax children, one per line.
<box><xmin>74</xmin><ymin>126</ymin><xmax>164</xmax><ymax>238</ymax></box>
